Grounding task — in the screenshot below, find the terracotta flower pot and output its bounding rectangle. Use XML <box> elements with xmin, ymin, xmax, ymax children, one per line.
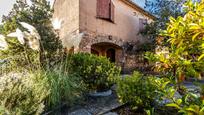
<box><xmin>178</xmin><ymin>73</ymin><xmax>185</xmax><ymax>82</ymax></box>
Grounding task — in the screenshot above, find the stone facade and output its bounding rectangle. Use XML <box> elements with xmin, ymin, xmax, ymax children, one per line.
<box><xmin>79</xmin><ymin>32</ymin><xmax>125</xmax><ymax>69</ymax></box>
<box><xmin>53</xmin><ymin>0</ymin><xmax>155</xmax><ymax>73</ymax></box>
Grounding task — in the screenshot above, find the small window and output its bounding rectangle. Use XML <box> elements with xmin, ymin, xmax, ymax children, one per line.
<box><xmin>139</xmin><ymin>18</ymin><xmax>147</xmax><ymax>31</ymax></box>
<box><xmin>97</xmin><ymin>0</ymin><xmax>115</xmax><ymax>22</ymax></box>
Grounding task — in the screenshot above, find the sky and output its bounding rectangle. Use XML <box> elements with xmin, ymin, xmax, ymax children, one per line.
<box><xmin>0</xmin><ymin>0</ymin><xmax>146</xmax><ymax>23</ymax></box>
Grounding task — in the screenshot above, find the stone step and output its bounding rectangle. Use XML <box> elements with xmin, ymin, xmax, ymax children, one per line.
<box><xmin>66</xmin><ymin>92</ymin><xmax>121</xmax><ymax>115</ymax></box>
<box><xmin>69</xmin><ymin>109</ymin><xmax>91</xmax><ymax>115</ymax></box>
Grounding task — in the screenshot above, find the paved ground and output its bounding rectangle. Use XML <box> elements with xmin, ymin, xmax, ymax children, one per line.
<box><xmin>67</xmin><ymin>93</ymin><xmax>121</xmax><ymax>115</ymax></box>
<box><xmin>50</xmin><ymin>79</ymin><xmax>203</xmax><ymax>115</ymax></box>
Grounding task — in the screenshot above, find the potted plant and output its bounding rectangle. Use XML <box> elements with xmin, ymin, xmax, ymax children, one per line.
<box><xmin>68</xmin><ymin>53</ymin><xmax>121</xmax><ymax>96</ymax></box>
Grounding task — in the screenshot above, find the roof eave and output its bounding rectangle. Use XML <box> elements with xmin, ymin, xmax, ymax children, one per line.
<box><xmin>120</xmin><ymin>0</ymin><xmax>156</xmax><ymax>20</ymax></box>
<box><xmin>52</xmin><ymin>0</ymin><xmax>156</xmax><ymax>20</ymax></box>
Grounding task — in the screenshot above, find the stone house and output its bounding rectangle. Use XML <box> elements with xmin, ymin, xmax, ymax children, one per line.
<box><xmin>53</xmin><ymin>0</ymin><xmax>155</xmax><ymax>73</ymax></box>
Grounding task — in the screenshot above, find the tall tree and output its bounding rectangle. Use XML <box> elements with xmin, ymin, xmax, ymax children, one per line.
<box><xmin>1</xmin><ymin>0</ymin><xmax>62</xmax><ymax>66</ymax></box>
<box><xmin>142</xmin><ymin>0</ymin><xmax>184</xmax><ymax>46</ymax></box>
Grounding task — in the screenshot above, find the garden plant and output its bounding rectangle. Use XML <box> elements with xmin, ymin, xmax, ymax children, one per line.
<box><xmin>0</xmin><ymin>0</ymin><xmax>84</xmax><ymax>114</ymax></box>
<box><xmin>68</xmin><ymin>53</ymin><xmax>121</xmax><ymax>92</ymax></box>
<box><xmin>116</xmin><ymin>0</ymin><xmax>204</xmax><ymax>114</ymax></box>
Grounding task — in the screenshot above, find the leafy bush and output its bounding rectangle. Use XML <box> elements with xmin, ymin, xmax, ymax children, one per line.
<box><xmin>0</xmin><ymin>69</ymin><xmax>85</xmax><ymax>114</ymax></box>
<box><xmin>0</xmin><ymin>71</ymin><xmax>50</xmax><ymax>114</ymax></box>
<box><xmin>68</xmin><ymin>53</ymin><xmax>121</xmax><ymax>91</ymax></box>
<box><xmin>166</xmin><ymin>91</ymin><xmax>204</xmax><ymax>115</ymax></box>
<box><xmin>116</xmin><ymin>71</ymin><xmax>169</xmax><ymax>111</ymax></box>
<box><xmin>45</xmin><ymin>70</ymin><xmax>85</xmax><ymax>110</ymax></box>
<box><xmin>145</xmin><ymin>0</ymin><xmax>204</xmax><ymax>81</ymax></box>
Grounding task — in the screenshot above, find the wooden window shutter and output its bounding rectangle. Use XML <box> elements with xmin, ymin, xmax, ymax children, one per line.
<box><xmin>97</xmin><ymin>0</ymin><xmax>111</xmax><ymax>19</ymax></box>
<box><xmin>110</xmin><ymin>1</ymin><xmax>115</xmax><ymax>22</ymax></box>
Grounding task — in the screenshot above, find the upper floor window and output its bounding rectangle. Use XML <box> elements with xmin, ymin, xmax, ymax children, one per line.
<box><xmin>139</xmin><ymin>18</ymin><xmax>147</xmax><ymax>31</ymax></box>
<box><xmin>97</xmin><ymin>0</ymin><xmax>115</xmax><ymax>22</ymax></box>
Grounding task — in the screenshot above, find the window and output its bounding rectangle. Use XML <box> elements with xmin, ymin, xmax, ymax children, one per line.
<box><xmin>97</xmin><ymin>0</ymin><xmax>115</xmax><ymax>22</ymax></box>
<box><xmin>139</xmin><ymin>18</ymin><xmax>147</xmax><ymax>31</ymax></box>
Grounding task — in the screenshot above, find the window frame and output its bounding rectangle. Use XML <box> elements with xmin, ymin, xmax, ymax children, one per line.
<box><xmin>96</xmin><ymin>0</ymin><xmax>115</xmax><ymax>23</ymax></box>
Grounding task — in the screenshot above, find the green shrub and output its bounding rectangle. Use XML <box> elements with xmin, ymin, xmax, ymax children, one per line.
<box><xmin>0</xmin><ymin>71</ymin><xmax>50</xmax><ymax>115</ymax></box>
<box><xmin>45</xmin><ymin>70</ymin><xmax>85</xmax><ymax>110</ymax></box>
<box><xmin>145</xmin><ymin>0</ymin><xmax>204</xmax><ymax>81</ymax></box>
<box><xmin>0</xmin><ymin>69</ymin><xmax>85</xmax><ymax>114</ymax></box>
<box><xmin>116</xmin><ymin>71</ymin><xmax>169</xmax><ymax>111</ymax></box>
<box><xmin>166</xmin><ymin>91</ymin><xmax>204</xmax><ymax>115</ymax></box>
<box><xmin>68</xmin><ymin>53</ymin><xmax>121</xmax><ymax>91</ymax></box>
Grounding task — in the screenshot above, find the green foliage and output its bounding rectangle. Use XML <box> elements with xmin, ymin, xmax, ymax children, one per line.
<box><xmin>166</xmin><ymin>0</ymin><xmax>204</xmax><ymax>79</ymax></box>
<box><xmin>0</xmin><ymin>21</ymin><xmax>42</xmax><ymax>73</ymax></box>
<box><xmin>0</xmin><ymin>68</ymin><xmax>85</xmax><ymax>113</ymax></box>
<box><xmin>68</xmin><ymin>53</ymin><xmax>121</xmax><ymax>91</ymax></box>
<box><xmin>145</xmin><ymin>51</ymin><xmax>158</xmax><ymax>62</ymax></box>
<box><xmin>45</xmin><ymin>70</ymin><xmax>85</xmax><ymax>110</ymax></box>
<box><xmin>0</xmin><ymin>41</ymin><xmax>40</xmax><ymax>73</ymax></box>
<box><xmin>146</xmin><ymin>0</ymin><xmax>204</xmax><ymax>81</ymax></box>
<box><xmin>143</xmin><ymin>0</ymin><xmax>184</xmax><ymax>47</ymax></box>
<box><xmin>116</xmin><ymin>71</ymin><xmax>169</xmax><ymax>111</ymax></box>
<box><xmin>143</xmin><ymin>1</ymin><xmax>204</xmax><ymax>114</ymax></box>
<box><xmin>0</xmin><ymin>0</ymin><xmax>62</xmax><ymax>66</ymax></box>
<box><xmin>0</xmin><ymin>0</ymin><xmax>85</xmax><ymax>113</ymax></box>
<box><xmin>0</xmin><ymin>71</ymin><xmax>50</xmax><ymax>115</ymax></box>
<box><xmin>166</xmin><ymin>92</ymin><xmax>204</xmax><ymax>115</ymax></box>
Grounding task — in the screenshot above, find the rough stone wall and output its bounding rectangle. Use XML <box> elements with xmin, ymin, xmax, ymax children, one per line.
<box><xmin>79</xmin><ymin>31</ymin><xmax>124</xmax><ymax>53</ymax></box>
<box><xmin>79</xmin><ymin>31</ymin><xmax>125</xmax><ymax>66</ymax></box>
<box><xmin>79</xmin><ymin>31</ymin><xmax>150</xmax><ymax>73</ymax></box>
<box><xmin>123</xmin><ymin>53</ymin><xmax>150</xmax><ymax>73</ymax></box>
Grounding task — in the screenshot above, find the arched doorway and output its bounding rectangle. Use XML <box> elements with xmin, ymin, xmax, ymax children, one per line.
<box><xmin>91</xmin><ymin>42</ymin><xmax>123</xmax><ymax>66</ymax></box>
<box><xmin>91</xmin><ymin>49</ymin><xmax>99</xmax><ymax>56</ymax></box>
<box><xmin>106</xmin><ymin>48</ymin><xmax>116</xmax><ymax>62</ymax></box>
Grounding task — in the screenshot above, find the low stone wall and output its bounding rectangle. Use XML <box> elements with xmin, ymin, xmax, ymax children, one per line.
<box><xmin>123</xmin><ymin>53</ymin><xmax>151</xmax><ymax>74</ymax></box>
